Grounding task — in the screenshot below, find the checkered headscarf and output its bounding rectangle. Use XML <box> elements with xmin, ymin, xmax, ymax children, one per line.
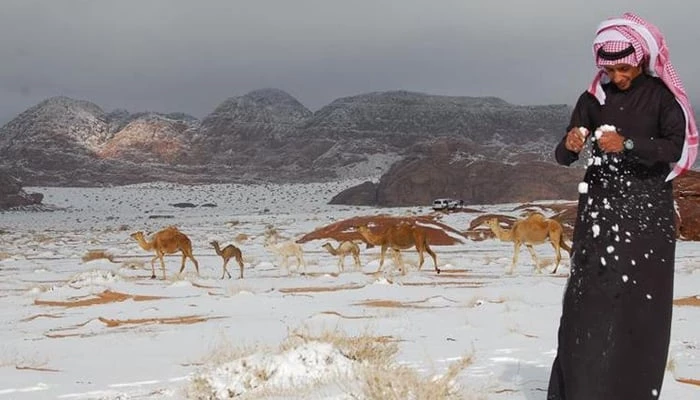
<box><xmin>587</xmin><ymin>12</ymin><xmax>698</xmax><ymax>181</ymax></box>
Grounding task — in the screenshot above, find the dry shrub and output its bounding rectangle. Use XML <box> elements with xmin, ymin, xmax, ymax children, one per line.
<box><xmin>81</xmin><ymin>250</ymin><xmax>114</xmax><ymax>263</ymax></box>
<box><xmin>234</xmin><ymin>233</ymin><xmax>249</xmax><ymax>243</ymax></box>
<box><xmin>120</xmin><ymin>259</ymin><xmax>145</xmax><ymax>270</ymax></box>
<box><xmin>185</xmin><ymin>326</ymin><xmax>474</xmax><ymax>399</ymax></box>
<box><xmin>0</xmin><ymin>252</ymin><xmax>10</xmax><ymax>261</ymax></box>
<box><xmin>281</xmin><ymin>326</ymin><xmax>399</xmax><ymax>365</ymax></box>
<box><xmin>196</xmin><ymin>331</ymin><xmax>265</xmax><ymax>367</ymax></box>
<box><xmin>356</xmin><ymin>355</ymin><xmax>476</xmax><ymax>400</ymax></box>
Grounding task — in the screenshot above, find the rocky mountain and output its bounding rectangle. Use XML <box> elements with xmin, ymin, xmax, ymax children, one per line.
<box><xmin>0</xmin><ymin>89</ymin><xmax>572</xmax><ymax>191</ymax></box>
<box><xmin>330</xmin><ymin>138</ymin><xmax>584</xmax><ymax>206</ymax></box>
<box><xmin>97</xmin><ymin>113</ymin><xmax>196</xmax><ymax>164</ymax></box>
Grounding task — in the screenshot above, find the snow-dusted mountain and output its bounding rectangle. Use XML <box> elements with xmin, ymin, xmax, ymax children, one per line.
<box><xmin>0</xmin><ymin>89</ymin><xmax>572</xmax><ymax>194</ymax></box>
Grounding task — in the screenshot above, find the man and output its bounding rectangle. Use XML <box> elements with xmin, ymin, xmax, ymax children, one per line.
<box><xmin>549</xmin><ymin>12</ymin><xmax>697</xmax><ymax>400</ymax></box>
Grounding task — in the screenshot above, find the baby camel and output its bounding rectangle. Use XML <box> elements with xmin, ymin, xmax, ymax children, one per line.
<box><xmin>485</xmin><ymin>213</ymin><xmax>572</xmax><ymax>274</ymax></box>
<box><xmin>322</xmin><ymin>241</ymin><xmax>362</xmax><ymax>273</ymax></box>
<box><xmin>265</xmin><ymin>240</ymin><xmax>306</xmax><ymax>275</ymax></box>
<box><xmin>355</xmin><ymin>223</ymin><xmax>439</xmax><ymax>275</ymax></box>
<box><xmin>210</xmin><ymin>240</ymin><xmax>245</xmax><ymax>279</ymax></box>
<box><xmin>130</xmin><ymin>227</ymin><xmax>200</xmax><ymax>280</ymax></box>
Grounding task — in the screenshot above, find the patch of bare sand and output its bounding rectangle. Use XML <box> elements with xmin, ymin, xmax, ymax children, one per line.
<box><xmin>355</xmin><ymin>295</ymin><xmax>458</xmax><ymax>309</ymax></box>
<box><xmin>318</xmin><ymin>311</ymin><xmax>375</xmax><ymax>319</ymax></box>
<box><xmin>191</xmin><ymin>282</ymin><xmax>220</xmax><ymax>289</ymax></box>
<box><xmin>673</xmin><ymin>295</ymin><xmax>700</xmax><ymax>307</ymax></box>
<box><xmin>44</xmin><ymin>315</ymin><xmax>225</xmax><ymax>338</ymax></box>
<box><xmin>15</xmin><ymin>365</ymin><xmax>60</xmax><ymax>372</ymax></box>
<box><xmin>97</xmin><ymin>315</ymin><xmax>225</xmax><ymax>327</ymax></box>
<box><xmin>402</xmin><ymin>281</ymin><xmax>484</xmax><ymax>288</ymax></box>
<box><xmin>676</xmin><ymin>377</ymin><xmax>700</xmax><ymax>386</ymax></box>
<box><xmin>34</xmin><ymin>290</ymin><xmax>166</xmax><ymax>308</ymax></box>
<box><xmin>278</xmin><ymin>283</ymin><xmax>366</xmax><ymax>294</ymax></box>
<box><xmin>21</xmin><ymin>313</ymin><xmax>64</xmax><ymax>322</ymax></box>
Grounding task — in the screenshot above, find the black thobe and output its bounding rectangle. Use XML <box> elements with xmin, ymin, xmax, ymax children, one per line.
<box><xmin>548</xmin><ymin>74</ymin><xmax>685</xmax><ymax>400</ymax></box>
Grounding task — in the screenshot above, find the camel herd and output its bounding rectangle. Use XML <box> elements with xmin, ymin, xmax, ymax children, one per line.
<box><xmin>128</xmin><ymin>214</ymin><xmax>571</xmax><ymax>280</ymax></box>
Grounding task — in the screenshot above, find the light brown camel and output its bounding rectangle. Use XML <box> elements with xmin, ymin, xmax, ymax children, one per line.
<box><xmin>485</xmin><ymin>213</ymin><xmax>572</xmax><ymax>274</ymax></box>
<box><xmin>265</xmin><ymin>240</ymin><xmax>306</xmax><ymax>275</ymax></box>
<box><xmin>130</xmin><ymin>227</ymin><xmax>200</xmax><ymax>280</ymax></box>
<box><xmin>321</xmin><ymin>241</ymin><xmax>362</xmax><ymax>272</ymax></box>
<box><xmin>210</xmin><ymin>240</ymin><xmax>245</xmax><ymax>279</ymax></box>
<box><xmin>355</xmin><ymin>223</ymin><xmax>439</xmax><ymax>275</ymax></box>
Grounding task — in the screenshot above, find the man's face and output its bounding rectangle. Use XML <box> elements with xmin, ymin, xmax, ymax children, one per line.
<box><xmin>603</xmin><ymin>63</ymin><xmax>643</xmax><ymax>90</ymax></box>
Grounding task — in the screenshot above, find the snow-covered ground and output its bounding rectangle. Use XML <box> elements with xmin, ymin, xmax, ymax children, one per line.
<box><xmin>0</xmin><ymin>181</ymin><xmax>697</xmax><ymax>399</ymax></box>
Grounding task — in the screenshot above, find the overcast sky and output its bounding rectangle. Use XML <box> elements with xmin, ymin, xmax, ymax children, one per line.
<box><xmin>1</xmin><ymin>0</ymin><xmax>698</xmax><ymax>123</ymax></box>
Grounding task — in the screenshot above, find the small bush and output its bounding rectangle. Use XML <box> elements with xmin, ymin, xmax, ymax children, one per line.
<box><xmin>81</xmin><ymin>250</ymin><xmax>114</xmax><ymax>263</ymax></box>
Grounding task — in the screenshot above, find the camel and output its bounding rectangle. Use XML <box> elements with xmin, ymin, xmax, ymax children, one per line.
<box><xmin>265</xmin><ymin>240</ymin><xmax>306</xmax><ymax>275</ymax></box>
<box><xmin>130</xmin><ymin>227</ymin><xmax>200</xmax><ymax>280</ymax></box>
<box><xmin>321</xmin><ymin>241</ymin><xmax>362</xmax><ymax>273</ymax></box>
<box><xmin>355</xmin><ymin>223</ymin><xmax>439</xmax><ymax>275</ymax></box>
<box><xmin>485</xmin><ymin>213</ymin><xmax>572</xmax><ymax>274</ymax></box>
<box><xmin>210</xmin><ymin>240</ymin><xmax>245</xmax><ymax>279</ymax></box>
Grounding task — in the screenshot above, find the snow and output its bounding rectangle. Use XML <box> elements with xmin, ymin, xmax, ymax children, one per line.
<box><xmin>0</xmin><ymin>181</ymin><xmax>697</xmax><ymax>399</ymax></box>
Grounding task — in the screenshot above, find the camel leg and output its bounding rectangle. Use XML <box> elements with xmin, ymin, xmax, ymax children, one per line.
<box><xmin>221</xmin><ymin>259</ymin><xmax>231</xmax><ymax>279</ymax></box>
<box><xmin>525</xmin><ymin>245</ymin><xmax>540</xmax><ymax>273</ymax></box>
<box><xmin>282</xmin><ymin>256</ymin><xmax>289</xmax><ymax>276</ymax></box>
<box><xmin>376</xmin><ymin>245</ymin><xmax>388</xmax><ymax>273</ymax></box>
<box><xmin>150</xmin><ymin>255</ymin><xmax>159</xmax><ymax>279</ymax></box>
<box><xmin>550</xmin><ymin>241</ymin><xmax>561</xmax><ymax>274</ymax></box>
<box><xmin>297</xmin><ymin>253</ymin><xmax>306</xmax><ymax>274</ymax></box>
<box><xmin>425</xmin><ymin>243</ymin><xmax>439</xmax><ymax>274</ymax></box>
<box><xmin>193</xmin><ymin>256</ymin><xmax>200</xmax><ymax>276</ymax></box>
<box><xmin>188</xmin><ymin>252</ymin><xmax>200</xmax><ymax>276</ymax></box>
<box><xmin>338</xmin><ymin>256</ymin><xmax>344</xmax><ymax>273</ymax></box>
<box><xmin>178</xmin><ymin>253</ymin><xmax>187</xmax><ymax>276</ymax></box>
<box><xmin>352</xmin><ymin>253</ymin><xmax>361</xmax><ymax>271</ymax></box>
<box><xmin>509</xmin><ymin>242</ymin><xmax>522</xmax><ymax>275</ymax></box>
<box><xmin>393</xmin><ymin>250</ymin><xmax>406</xmax><ymax>275</ymax></box>
<box><xmin>417</xmin><ymin>248</ymin><xmax>425</xmax><ymax>271</ymax></box>
<box><xmin>237</xmin><ymin>258</ymin><xmax>244</xmax><ymax>279</ymax></box>
<box><xmin>158</xmin><ymin>253</ymin><xmax>167</xmax><ymax>280</ymax></box>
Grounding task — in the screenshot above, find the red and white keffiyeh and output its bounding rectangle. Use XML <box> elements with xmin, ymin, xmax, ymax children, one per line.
<box><xmin>587</xmin><ymin>12</ymin><xmax>698</xmax><ymax>181</ymax></box>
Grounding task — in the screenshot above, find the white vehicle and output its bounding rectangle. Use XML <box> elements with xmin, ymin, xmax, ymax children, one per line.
<box><xmin>432</xmin><ymin>198</ymin><xmax>464</xmax><ymax>211</ymax></box>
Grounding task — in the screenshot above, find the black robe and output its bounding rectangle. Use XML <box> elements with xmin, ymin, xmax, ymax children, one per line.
<box><xmin>548</xmin><ymin>74</ymin><xmax>685</xmax><ymax>400</ymax></box>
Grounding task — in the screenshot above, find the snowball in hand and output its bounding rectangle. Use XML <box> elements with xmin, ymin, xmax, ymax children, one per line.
<box><xmin>594</xmin><ymin>124</ymin><xmax>617</xmax><ymax>140</ymax></box>
<box><xmin>578</xmin><ymin>182</ymin><xmax>589</xmax><ymax>194</ymax></box>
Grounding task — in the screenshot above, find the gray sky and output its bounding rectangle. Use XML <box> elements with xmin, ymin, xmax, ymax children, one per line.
<box><xmin>1</xmin><ymin>0</ymin><xmax>698</xmax><ymax>123</ymax></box>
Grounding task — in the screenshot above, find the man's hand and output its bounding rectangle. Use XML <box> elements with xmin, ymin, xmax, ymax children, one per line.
<box><xmin>565</xmin><ymin>127</ymin><xmax>587</xmax><ymax>153</ymax></box>
<box><xmin>597</xmin><ymin>130</ymin><xmax>625</xmax><ymax>153</ymax></box>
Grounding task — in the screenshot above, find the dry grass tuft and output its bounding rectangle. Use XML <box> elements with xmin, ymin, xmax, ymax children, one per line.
<box><xmin>81</xmin><ymin>250</ymin><xmax>114</xmax><ymax>263</ymax></box>
<box><xmin>234</xmin><ymin>233</ymin><xmax>249</xmax><ymax>243</ymax></box>
<box><xmin>193</xmin><ymin>331</ymin><xmax>266</xmax><ymax>368</ymax></box>
<box><xmin>280</xmin><ymin>326</ymin><xmax>399</xmax><ymax>365</ymax></box>
<box><xmin>356</xmin><ymin>355</ymin><xmax>476</xmax><ymax>400</ymax></box>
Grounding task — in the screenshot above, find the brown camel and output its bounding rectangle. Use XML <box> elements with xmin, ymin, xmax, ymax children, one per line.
<box><xmin>485</xmin><ymin>213</ymin><xmax>572</xmax><ymax>274</ymax></box>
<box><xmin>355</xmin><ymin>223</ymin><xmax>439</xmax><ymax>275</ymax></box>
<box><xmin>321</xmin><ymin>241</ymin><xmax>362</xmax><ymax>272</ymax></box>
<box><xmin>210</xmin><ymin>240</ymin><xmax>245</xmax><ymax>279</ymax></box>
<box><xmin>130</xmin><ymin>227</ymin><xmax>200</xmax><ymax>280</ymax></box>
